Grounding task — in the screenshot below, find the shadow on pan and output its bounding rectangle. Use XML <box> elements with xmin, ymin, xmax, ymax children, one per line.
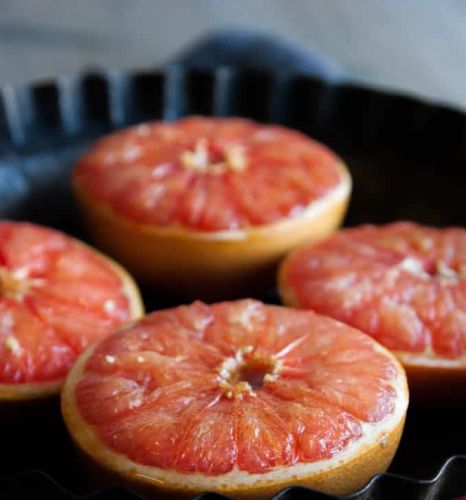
<box><xmin>0</xmin><ymin>456</ymin><xmax>465</xmax><ymax>499</ymax></box>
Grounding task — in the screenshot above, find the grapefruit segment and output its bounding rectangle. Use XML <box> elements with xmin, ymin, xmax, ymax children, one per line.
<box><xmin>0</xmin><ymin>298</ymin><xmax>75</xmax><ymax>383</ymax></box>
<box><xmin>27</xmin><ymin>295</ymin><xmax>125</xmax><ymax>352</ymax></box>
<box><xmin>0</xmin><ymin>222</ymin><xmax>67</xmax><ymax>273</ymax></box>
<box><xmin>374</xmin><ymin>299</ymin><xmax>427</xmax><ymax>352</ymax></box>
<box><xmin>261</xmin><ymin>386</ymin><xmax>362</xmax><ymax>461</ymax></box>
<box><xmin>435</xmin><ymin>310</ymin><xmax>466</xmax><ymax>357</ymax></box>
<box><xmin>175</xmin><ymin>397</ymin><xmax>237</xmax><ymax>474</ymax></box>
<box><xmin>279</xmin><ymin>222</ymin><xmax>466</xmax><ymax>401</ymax></box>
<box><xmin>73</xmin><ymin>116</ymin><xmax>351</xmax><ymax>298</ymax></box>
<box><xmin>234</xmin><ymin>396</ymin><xmax>297</xmax><ymax>473</ymax></box>
<box><xmin>75</xmin><ymin>374</ymin><xmax>146</xmax><ymax>424</ymax></box>
<box><xmin>0</xmin><ymin>221</ymin><xmax>143</xmax><ymax>400</ymax></box>
<box><xmin>62</xmin><ymin>300</ymin><xmax>408</xmax><ymax>497</ymax></box>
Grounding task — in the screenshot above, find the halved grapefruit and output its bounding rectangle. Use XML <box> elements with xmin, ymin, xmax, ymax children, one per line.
<box><xmin>62</xmin><ymin>299</ymin><xmax>408</xmax><ymax>497</ymax></box>
<box><xmin>73</xmin><ymin>116</ymin><xmax>351</xmax><ymax>299</ymax></box>
<box><xmin>0</xmin><ymin>221</ymin><xmax>143</xmax><ymax>401</ymax></box>
<box><xmin>279</xmin><ymin>221</ymin><xmax>466</xmax><ymax>402</ymax></box>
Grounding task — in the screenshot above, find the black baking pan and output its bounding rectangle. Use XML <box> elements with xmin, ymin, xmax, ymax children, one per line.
<box><xmin>0</xmin><ymin>66</ymin><xmax>465</xmax><ymax>499</ymax></box>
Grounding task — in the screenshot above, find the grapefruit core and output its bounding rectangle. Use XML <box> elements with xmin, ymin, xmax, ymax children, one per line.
<box><xmin>62</xmin><ymin>299</ymin><xmax>408</xmax><ymax>498</ymax></box>
<box><xmin>73</xmin><ymin>116</ymin><xmax>351</xmax><ymax>299</ymax></box>
<box><xmin>0</xmin><ymin>221</ymin><xmax>143</xmax><ymax>401</ymax></box>
<box><xmin>279</xmin><ymin>222</ymin><xmax>466</xmax><ymax>402</ymax></box>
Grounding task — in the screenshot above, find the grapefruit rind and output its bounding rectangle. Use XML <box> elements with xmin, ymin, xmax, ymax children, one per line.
<box><xmin>395</xmin><ymin>353</ymin><xmax>466</xmax><ymax>403</ymax></box>
<box><xmin>0</xmin><ymin>236</ymin><xmax>144</xmax><ymax>402</ymax></box>
<box><xmin>61</xmin><ymin>324</ymin><xmax>408</xmax><ymax>498</ymax></box>
<box><xmin>74</xmin><ymin>163</ymin><xmax>351</xmax><ymax>298</ymax></box>
<box><xmin>0</xmin><ymin>379</ymin><xmax>63</xmax><ymax>401</ymax></box>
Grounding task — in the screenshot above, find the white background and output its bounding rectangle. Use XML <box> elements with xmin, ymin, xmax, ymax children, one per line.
<box><xmin>1</xmin><ymin>0</ymin><xmax>466</xmax><ymax>109</ymax></box>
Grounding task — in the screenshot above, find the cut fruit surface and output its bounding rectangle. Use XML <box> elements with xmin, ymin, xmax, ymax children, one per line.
<box><xmin>0</xmin><ymin>221</ymin><xmax>143</xmax><ymax>400</ymax></box>
<box><xmin>74</xmin><ymin>117</ymin><xmax>345</xmax><ymax>231</ymax></box>
<box><xmin>62</xmin><ymin>299</ymin><xmax>408</xmax><ymax>497</ymax></box>
<box><xmin>279</xmin><ymin>222</ymin><xmax>466</xmax><ymax>401</ymax></box>
<box><xmin>73</xmin><ymin>116</ymin><xmax>351</xmax><ymax>298</ymax></box>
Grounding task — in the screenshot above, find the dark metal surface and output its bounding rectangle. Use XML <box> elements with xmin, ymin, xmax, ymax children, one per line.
<box><xmin>0</xmin><ymin>67</ymin><xmax>465</xmax><ymax>499</ymax></box>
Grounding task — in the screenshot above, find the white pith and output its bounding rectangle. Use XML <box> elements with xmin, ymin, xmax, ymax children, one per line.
<box><xmin>396</xmin><ymin>351</ymin><xmax>466</xmax><ymax>367</ymax></box>
<box><xmin>179</xmin><ymin>139</ymin><xmax>247</xmax><ymax>175</ymax></box>
<box><xmin>217</xmin><ymin>345</ymin><xmax>281</xmax><ymax>399</ymax></box>
<box><xmin>0</xmin><ymin>266</ymin><xmax>43</xmax><ymax>301</ymax></box>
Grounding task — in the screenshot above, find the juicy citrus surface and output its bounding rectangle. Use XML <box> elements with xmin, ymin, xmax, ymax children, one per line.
<box><xmin>282</xmin><ymin>222</ymin><xmax>466</xmax><ymax>358</ymax></box>
<box><xmin>74</xmin><ymin>117</ymin><xmax>343</xmax><ymax>232</ymax></box>
<box><xmin>75</xmin><ymin>300</ymin><xmax>399</xmax><ymax>475</ymax></box>
<box><xmin>0</xmin><ymin>222</ymin><xmax>133</xmax><ymax>383</ymax></box>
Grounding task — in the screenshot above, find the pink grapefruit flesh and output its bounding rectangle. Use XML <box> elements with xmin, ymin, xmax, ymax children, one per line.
<box><xmin>280</xmin><ymin>222</ymin><xmax>466</xmax><ymax>359</ymax></box>
<box><xmin>74</xmin><ymin>116</ymin><xmax>345</xmax><ymax>232</ymax></box>
<box><xmin>0</xmin><ymin>221</ymin><xmax>143</xmax><ymax>395</ymax></box>
<box><xmin>63</xmin><ymin>300</ymin><xmax>408</xmax><ymax>496</ymax></box>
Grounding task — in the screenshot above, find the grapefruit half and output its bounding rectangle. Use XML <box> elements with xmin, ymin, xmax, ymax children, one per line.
<box><xmin>62</xmin><ymin>299</ymin><xmax>408</xmax><ymax>498</ymax></box>
<box><xmin>0</xmin><ymin>221</ymin><xmax>143</xmax><ymax>401</ymax></box>
<box><xmin>279</xmin><ymin>222</ymin><xmax>466</xmax><ymax>402</ymax></box>
<box><xmin>73</xmin><ymin>116</ymin><xmax>351</xmax><ymax>299</ymax></box>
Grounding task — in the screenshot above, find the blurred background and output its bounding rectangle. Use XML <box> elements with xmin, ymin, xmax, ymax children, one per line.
<box><xmin>1</xmin><ymin>0</ymin><xmax>466</xmax><ymax>109</ymax></box>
